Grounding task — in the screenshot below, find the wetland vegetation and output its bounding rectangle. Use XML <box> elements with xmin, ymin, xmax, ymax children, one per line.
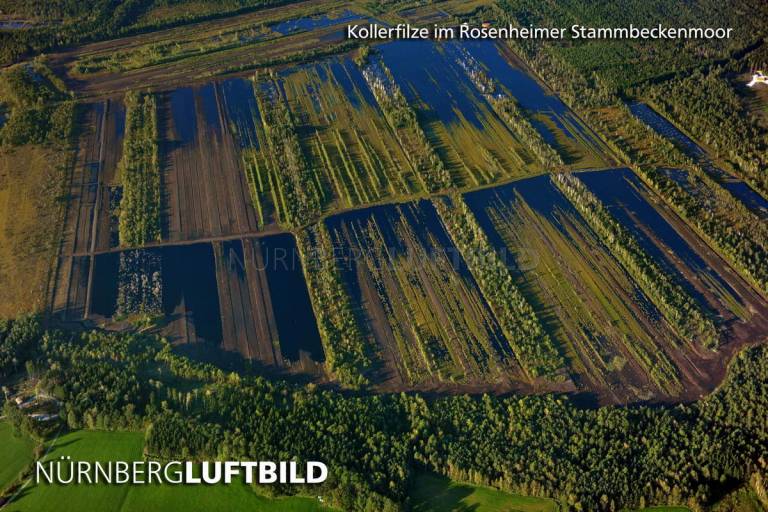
<box><xmin>2</xmin><ymin>0</ymin><xmax>768</xmax><ymax>510</ymax></box>
<box><xmin>434</xmin><ymin>195</ymin><xmax>563</xmax><ymax>379</ymax></box>
<box><xmin>553</xmin><ymin>172</ymin><xmax>719</xmax><ymax>349</ymax></box>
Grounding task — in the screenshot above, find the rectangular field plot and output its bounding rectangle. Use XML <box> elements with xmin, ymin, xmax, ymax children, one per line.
<box><xmin>160</xmin><ymin>83</ymin><xmax>260</xmax><ymax>242</ymax></box>
<box><xmin>213</xmin><ymin>235</ymin><xmax>324</xmax><ymax>370</ymax></box>
<box><xmin>577</xmin><ymin>169</ymin><xmax>768</xmax><ymax>338</ymax></box>
<box><xmin>52</xmin><ymin>0</ymin><xmax>361</xmax><ymax>95</ymax></box>
<box><xmin>378</xmin><ymin>40</ymin><xmax>542</xmax><ymax>187</ymax></box>
<box><xmin>324</xmin><ymin>201</ymin><xmax>524</xmax><ymax>388</ymax></box>
<box><xmin>85</xmin><ymin>237</ymin><xmax>324</xmax><ymax>377</ymax></box>
<box><xmin>94</xmin><ymin>99</ymin><xmax>126</xmax><ymax>251</ymax></box>
<box><xmin>278</xmin><ymin>59</ymin><xmax>420</xmax><ymax>209</ymax></box>
<box><xmin>52</xmin><ymin>100</ymin><xmax>123</xmax><ymax>320</ymax></box>
<box><xmin>464</xmin><ymin>171</ymin><xmax>768</xmax><ymax>402</ymax></box>
<box><xmin>235</xmin><ymin>59</ymin><xmax>421</xmax><ymax>226</ymax></box>
<box><xmin>629</xmin><ymin>102</ymin><xmax>768</xmax><ymax>220</ymax></box>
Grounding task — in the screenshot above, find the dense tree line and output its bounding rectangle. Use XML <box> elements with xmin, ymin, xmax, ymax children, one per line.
<box><xmin>0</xmin><ymin>317</ymin><xmax>763</xmax><ymax>511</ymax></box>
<box><xmin>585</xmin><ymin>102</ymin><xmax>690</xmax><ymax>169</ymax></box>
<box><xmin>455</xmin><ymin>47</ymin><xmax>563</xmax><ymax>169</ymax></box>
<box><xmin>118</xmin><ymin>90</ymin><xmax>161</xmax><ymax>246</ymax></box>
<box><xmin>0</xmin><ymin>315</ymin><xmax>40</xmax><ymax>379</ymax></box>
<box><xmin>419</xmin><ymin>345</ymin><xmax>768</xmax><ymax>510</ymax></box>
<box><xmin>296</xmin><ymin>225</ymin><xmax>371</xmax><ymax>388</ymax></box>
<box><xmin>361</xmin><ymin>56</ymin><xmax>452</xmax><ymax>193</ymax></box>
<box><xmin>633</xmin><ymin>163</ymin><xmax>768</xmax><ymax>296</ymax></box>
<box><xmin>253</xmin><ymin>73</ymin><xmax>322</xmax><ymax>227</ymax></box>
<box><xmin>489</xmin><ymin>95</ymin><xmax>563</xmax><ymax>169</ymax></box>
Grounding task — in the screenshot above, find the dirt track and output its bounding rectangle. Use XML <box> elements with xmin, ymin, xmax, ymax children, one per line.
<box><xmin>45</xmin><ymin>0</ymin><xmax>354</xmax><ymax>98</ymax></box>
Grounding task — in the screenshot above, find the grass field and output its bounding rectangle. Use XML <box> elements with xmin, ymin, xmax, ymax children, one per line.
<box><xmin>6</xmin><ymin>430</ymin><xmax>334</xmax><ymax>512</ymax></box>
<box><xmin>0</xmin><ymin>421</ymin><xmax>35</xmax><ymax>491</ymax></box>
<box><xmin>0</xmin><ymin>145</ymin><xmax>65</xmax><ymax>318</ymax></box>
<box><xmin>409</xmin><ymin>473</ymin><xmax>559</xmax><ymax>512</ymax></box>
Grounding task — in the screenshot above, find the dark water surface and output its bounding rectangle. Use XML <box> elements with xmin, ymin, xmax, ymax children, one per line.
<box><xmin>260</xmin><ymin>234</ymin><xmax>324</xmax><ymax>362</ymax></box>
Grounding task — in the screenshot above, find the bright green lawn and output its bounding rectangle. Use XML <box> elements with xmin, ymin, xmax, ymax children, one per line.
<box><xmin>0</xmin><ymin>420</ymin><xmax>35</xmax><ymax>491</ymax></box>
<box><xmin>410</xmin><ymin>472</ymin><xmax>559</xmax><ymax>512</ymax></box>
<box><xmin>6</xmin><ymin>430</ymin><xmax>333</xmax><ymax>512</ymax></box>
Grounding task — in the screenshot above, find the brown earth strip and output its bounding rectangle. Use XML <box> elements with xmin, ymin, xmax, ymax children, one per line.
<box><xmin>213</xmin><ymin>239</ymin><xmax>284</xmax><ymax>366</ymax></box>
<box><xmin>51</xmin><ymin>103</ymin><xmax>105</xmax><ymax>319</ymax></box>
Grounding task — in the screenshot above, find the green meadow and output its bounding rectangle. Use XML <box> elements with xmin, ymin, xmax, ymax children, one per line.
<box><xmin>5</xmin><ymin>430</ymin><xmax>333</xmax><ymax>512</ymax></box>
<box><xmin>0</xmin><ymin>421</ymin><xmax>35</xmax><ymax>491</ymax></box>
<box><xmin>409</xmin><ymin>472</ymin><xmax>559</xmax><ymax>512</ymax></box>
<box><xmin>408</xmin><ymin>474</ymin><xmax>704</xmax><ymax>512</ymax></box>
<box><xmin>5</xmin><ymin>429</ymin><xmax>563</xmax><ymax>512</ymax></box>
<box><xmin>632</xmin><ymin>508</ymin><xmax>691</xmax><ymax>512</ymax></box>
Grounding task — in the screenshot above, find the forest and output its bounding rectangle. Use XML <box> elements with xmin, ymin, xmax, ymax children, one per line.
<box><xmin>0</xmin><ymin>316</ymin><xmax>40</xmax><ymax>379</ymax></box>
<box><xmin>645</xmin><ymin>69</ymin><xmax>768</xmax><ymax>199</ymax></box>
<box><xmin>1</xmin><ymin>316</ymin><xmax>767</xmax><ymax>511</ymax></box>
<box><xmin>494</xmin><ymin>0</ymin><xmax>766</xmax><ymax>96</ymax></box>
<box><xmin>0</xmin><ymin>61</ymin><xmax>73</xmax><ymax>147</ymax></box>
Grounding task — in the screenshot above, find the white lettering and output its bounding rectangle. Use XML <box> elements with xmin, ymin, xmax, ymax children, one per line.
<box><xmin>307</xmin><ymin>462</ymin><xmax>328</xmax><ymax>484</ymax></box>
<box><xmin>36</xmin><ymin>462</ymin><xmax>54</xmax><ymax>484</ymax></box>
<box><xmin>260</xmin><ymin>462</ymin><xmax>277</xmax><ymax>484</ymax></box>
<box><xmin>224</xmin><ymin>461</ymin><xmax>240</xmax><ymax>484</ymax></box>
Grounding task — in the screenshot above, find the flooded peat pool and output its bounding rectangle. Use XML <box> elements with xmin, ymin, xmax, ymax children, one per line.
<box><xmin>89</xmin><ymin>252</ymin><xmax>119</xmax><ymax>317</ymax></box>
<box><xmin>162</xmin><ymin>244</ymin><xmax>223</xmax><ymax>343</ymax></box>
<box><xmin>168</xmin><ymin>87</ymin><xmax>197</xmax><ymax>145</ymax></box>
<box><xmin>220</xmin><ymin>77</ymin><xmax>261</xmax><ymax>149</ymax></box>
<box><xmin>462</xmin><ymin>40</ymin><xmax>594</xmax><ymax>145</ymax></box>
<box><xmin>270</xmin><ymin>10</ymin><xmax>363</xmax><ymax>35</ymax></box>
<box><xmin>259</xmin><ymin>234</ymin><xmax>324</xmax><ymax>362</ymax></box>
<box><xmin>378</xmin><ymin>40</ymin><xmax>486</xmax><ymax>128</ymax></box>
<box><xmin>578</xmin><ymin>169</ymin><xmax>739</xmax><ymax>305</ymax></box>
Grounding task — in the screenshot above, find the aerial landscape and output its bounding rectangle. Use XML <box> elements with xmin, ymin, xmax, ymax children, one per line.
<box><xmin>0</xmin><ymin>0</ymin><xmax>767</xmax><ymax>510</ymax></box>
